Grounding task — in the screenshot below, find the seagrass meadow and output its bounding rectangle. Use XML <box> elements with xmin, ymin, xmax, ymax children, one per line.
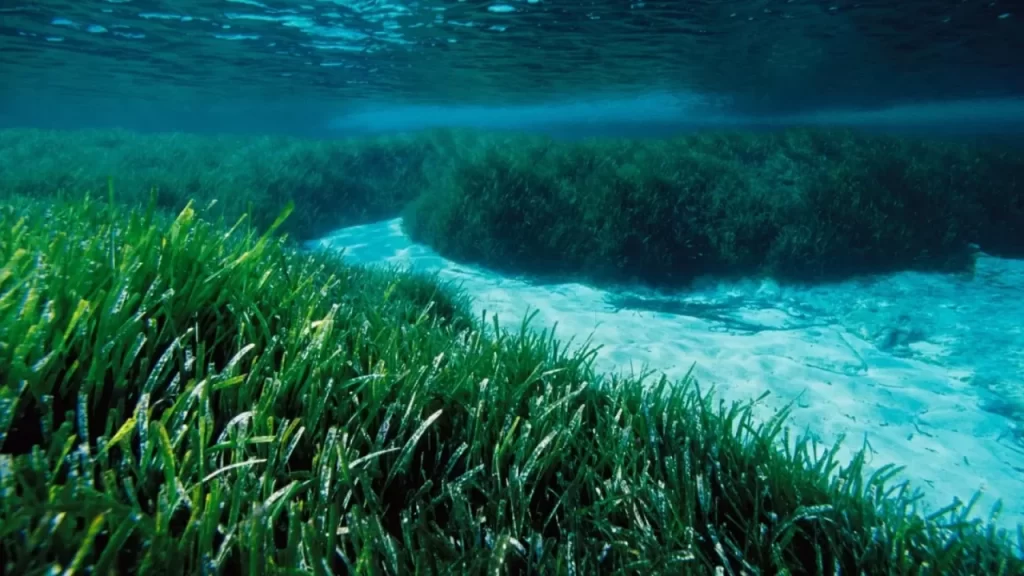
<box><xmin>1</xmin><ymin>128</ymin><xmax>1024</xmax><ymax>574</ymax></box>
<box><xmin>3</xmin><ymin>127</ymin><xmax>1024</xmax><ymax>289</ymax></box>
<box><xmin>0</xmin><ymin>127</ymin><xmax>437</xmax><ymax>242</ymax></box>
<box><xmin>1</xmin><ymin>189</ymin><xmax>1023</xmax><ymax>576</ymax></box>
<box><xmin>401</xmin><ymin>129</ymin><xmax>1024</xmax><ymax>286</ymax></box>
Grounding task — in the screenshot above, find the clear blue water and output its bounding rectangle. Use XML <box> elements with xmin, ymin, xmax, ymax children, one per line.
<box><xmin>3</xmin><ymin>0</ymin><xmax>1024</xmax><ymax>546</ymax></box>
<box><xmin>2</xmin><ymin>1</ymin><xmax>1024</xmax><ymax>136</ymax></box>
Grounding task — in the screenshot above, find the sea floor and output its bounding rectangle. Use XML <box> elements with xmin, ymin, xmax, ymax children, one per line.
<box><xmin>309</xmin><ymin>218</ymin><xmax>1024</xmax><ymax>533</ymax></box>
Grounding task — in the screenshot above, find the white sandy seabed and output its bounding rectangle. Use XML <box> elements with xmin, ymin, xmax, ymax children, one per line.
<box><xmin>309</xmin><ymin>218</ymin><xmax>1024</xmax><ymax>534</ymax></box>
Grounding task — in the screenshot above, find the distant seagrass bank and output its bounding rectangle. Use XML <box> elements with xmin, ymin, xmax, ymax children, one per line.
<box><xmin>2</xmin><ymin>126</ymin><xmax>1021</xmax><ymax>287</ymax></box>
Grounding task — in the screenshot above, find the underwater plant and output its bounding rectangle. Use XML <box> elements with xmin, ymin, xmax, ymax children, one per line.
<box><xmin>0</xmin><ymin>191</ymin><xmax>1021</xmax><ymax>574</ymax></box>
<box><xmin>405</xmin><ymin>128</ymin><xmax>1022</xmax><ymax>287</ymax></box>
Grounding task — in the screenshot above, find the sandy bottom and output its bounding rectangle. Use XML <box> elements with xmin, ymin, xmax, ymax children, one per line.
<box><xmin>310</xmin><ymin>218</ymin><xmax>1024</xmax><ymax>533</ymax></box>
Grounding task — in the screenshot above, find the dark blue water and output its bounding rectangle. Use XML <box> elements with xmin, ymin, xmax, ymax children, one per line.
<box><xmin>2</xmin><ymin>1</ymin><xmax>1023</xmax><ymax>137</ymax></box>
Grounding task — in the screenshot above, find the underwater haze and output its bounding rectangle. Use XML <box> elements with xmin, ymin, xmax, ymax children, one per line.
<box><xmin>3</xmin><ymin>1</ymin><xmax>1024</xmax><ymax>574</ymax></box>
<box><xmin>3</xmin><ymin>0</ymin><xmax>1024</xmax><ymax>135</ymax></box>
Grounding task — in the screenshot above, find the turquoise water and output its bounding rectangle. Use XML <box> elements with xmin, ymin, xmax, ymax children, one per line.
<box><xmin>3</xmin><ymin>0</ymin><xmax>1024</xmax><ymax>566</ymax></box>
<box><xmin>2</xmin><ymin>1</ymin><xmax>1023</xmax><ymax>135</ymax></box>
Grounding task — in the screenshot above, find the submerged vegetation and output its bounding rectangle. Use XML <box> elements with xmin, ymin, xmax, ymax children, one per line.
<box><xmin>1</xmin><ymin>127</ymin><xmax>1022</xmax><ymax>571</ymax></box>
<box><xmin>3</xmin><ymin>127</ymin><xmax>1022</xmax><ymax>288</ymax></box>
<box><xmin>0</xmin><ymin>128</ymin><xmax>433</xmax><ymax>242</ymax></box>
<box><xmin>1</xmin><ymin>191</ymin><xmax>1023</xmax><ymax>574</ymax></box>
<box><xmin>404</xmin><ymin>129</ymin><xmax>1024</xmax><ymax>286</ymax></box>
